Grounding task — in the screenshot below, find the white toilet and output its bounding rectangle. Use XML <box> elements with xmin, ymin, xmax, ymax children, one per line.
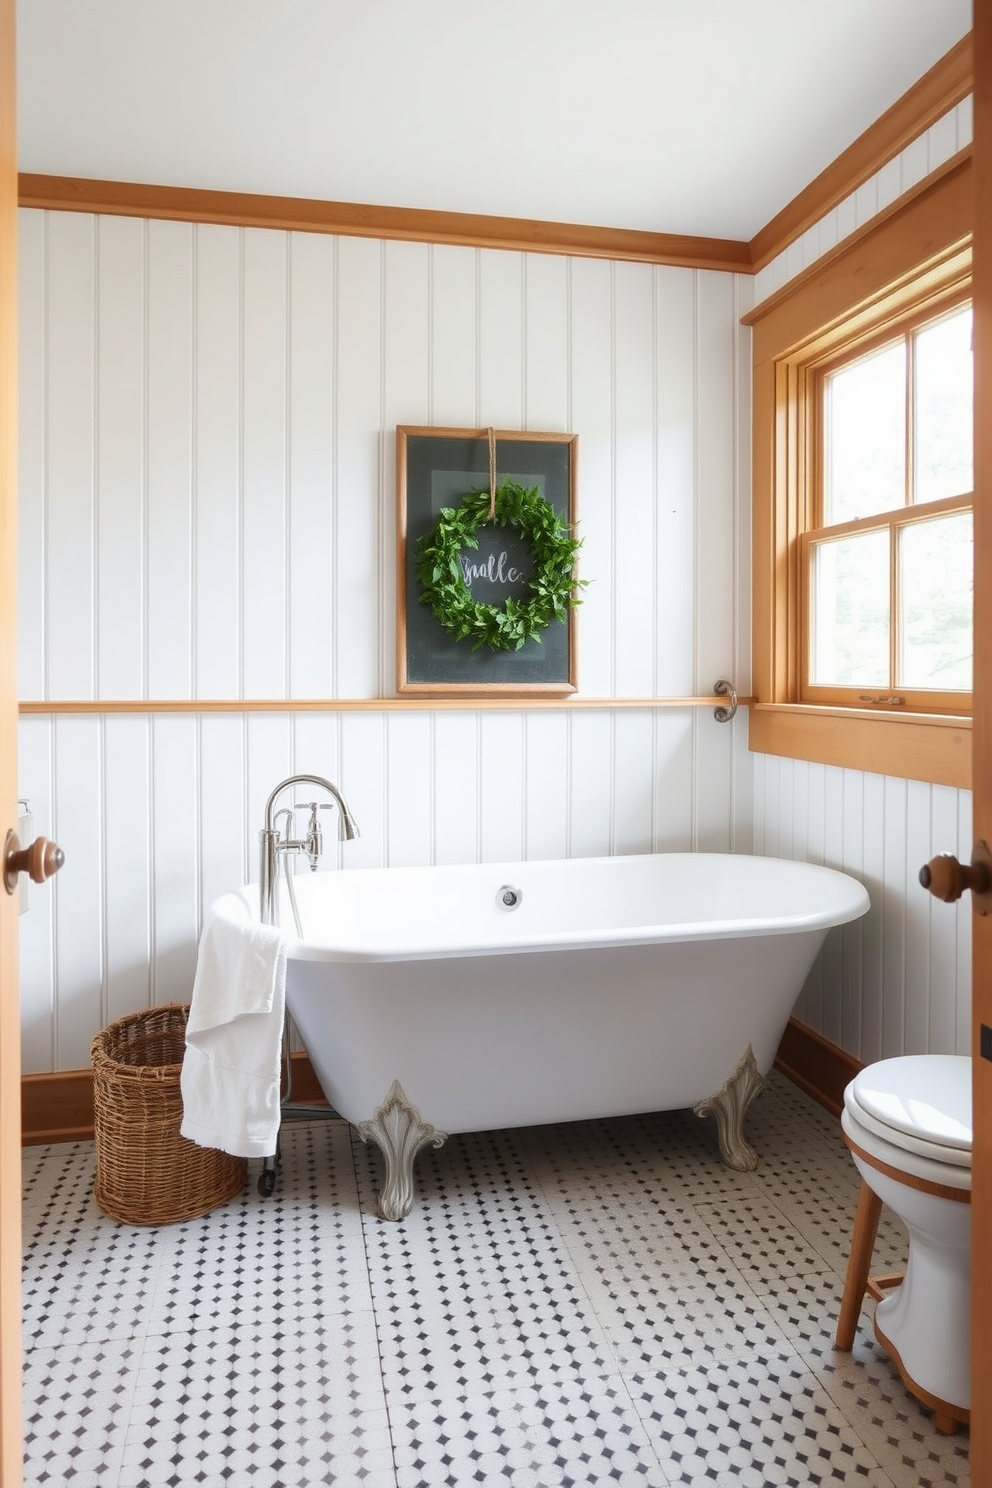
<box><xmin>836</xmin><ymin>1054</ymin><xmax>971</xmax><ymax>1435</ymax></box>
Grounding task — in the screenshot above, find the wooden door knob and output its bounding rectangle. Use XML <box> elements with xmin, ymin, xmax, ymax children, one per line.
<box><xmin>919</xmin><ymin>845</ymin><xmax>992</xmax><ymax>905</ymax></box>
<box><xmin>3</xmin><ymin>832</ymin><xmax>65</xmax><ymax>895</ymax></box>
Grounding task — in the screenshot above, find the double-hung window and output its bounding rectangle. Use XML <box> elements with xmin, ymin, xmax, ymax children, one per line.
<box><xmin>802</xmin><ymin>297</ymin><xmax>973</xmax><ymax>714</ymax></box>
<box><xmin>747</xmin><ymin>152</ymin><xmax>973</xmax><ymax>788</ymax></box>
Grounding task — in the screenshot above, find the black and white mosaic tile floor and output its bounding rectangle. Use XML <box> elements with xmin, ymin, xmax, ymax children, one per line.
<box><xmin>22</xmin><ymin>1073</ymin><xmax>970</xmax><ymax>1487</ymax></box>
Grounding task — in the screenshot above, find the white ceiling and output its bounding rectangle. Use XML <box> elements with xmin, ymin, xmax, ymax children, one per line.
<box><xmin>15</xmin><ymin>1</ymin><xmax>972</xmax><ymax>242</ymax></box>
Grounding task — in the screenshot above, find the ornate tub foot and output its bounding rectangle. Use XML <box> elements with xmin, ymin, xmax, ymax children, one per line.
<box><xmin>692</xmin><ymin>1044</ymin><xmax>767</xmax><ymax>1172</ymax></box>
<box><xmin>357</xmin><ymin>1079</ymin><xmax>447</xmax><ymax>1221</ymax></box>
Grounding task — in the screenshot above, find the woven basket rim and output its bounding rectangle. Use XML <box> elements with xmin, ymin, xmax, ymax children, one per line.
<box><xmin>91</xmin><ymin>1002</ymin><xmax>191</xmax><ymax>1077</ymax></box>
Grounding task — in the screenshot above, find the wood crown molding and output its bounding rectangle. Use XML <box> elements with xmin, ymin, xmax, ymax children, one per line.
<box><xmin>16</xmin><ymin>39</ymin><xmax>972</xmax><ymax>278</ymax></box>
<box><xmin>15</xmin><ymin>173</ymin><xmax>751</xmax><ymax>273</ymax></box>
<box><xmin>748</xmin><ymin>35</ymin><xmax>973</xmax><ymax>272</ymax></box>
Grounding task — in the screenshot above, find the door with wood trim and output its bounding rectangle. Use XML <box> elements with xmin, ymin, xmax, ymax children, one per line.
<box><xmin>971</xmin><ymin>5</ymin><xmax>991</xmax><ymax>1478</ymax></box>
<box><xmin>0</xmin><ymin>1</ymin><xmax>20</xmax><ymax>1483</ymax></box>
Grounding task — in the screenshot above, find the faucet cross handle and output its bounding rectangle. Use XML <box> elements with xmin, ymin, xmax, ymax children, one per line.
<box><xmin>293</xmin><ymin>800</ymin><xmax>329</xmax><ymax>870</ymax></box>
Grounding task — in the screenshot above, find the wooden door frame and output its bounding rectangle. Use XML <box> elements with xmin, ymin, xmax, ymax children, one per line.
<box><xmin>0</xmin><ymin>0</ymin><xmax>21</xmax><ymax>1483</ymax></box>
<box><xmin>971</xmin><ymin>4</ymin><xmax>991</xmax><ymax>1479</ymax></box>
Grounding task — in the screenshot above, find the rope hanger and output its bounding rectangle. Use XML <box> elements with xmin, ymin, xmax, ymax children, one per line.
<box><xmin>487</xmin><ymin>426</ymin><xmax>497</xmax><ymax>521</ymax></box>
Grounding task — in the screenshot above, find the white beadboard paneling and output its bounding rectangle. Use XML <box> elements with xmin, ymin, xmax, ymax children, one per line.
<box><xmin>839</xmin><ymin>768</ymin><xmax>866</xmax><ymax>1055</ymax></box>
<box><xmin>652</xmin><ymin>712</ymin><xmax>694</xmax><ymax>850</ymax></box>
<box><xmin>694</xmin><ymin>719</ymin><xmax>735</xmax><ymax>853</ymax></box>
<box><xmin>477</xmin><ymin>249</ymin><xmax>525</xmax><ymax>430</ymax></box>
<box><xmin>694</xmin><ymin>271</ymin><xmax>736</xmax><ymax>689</ymax></box>
<box><xmin>333</xmin><ymin>235</ymin><xmax>383</xmax><ymax>700</ymax></box>
<box><xmin>654</xmin><ymin>266</ymin><xmax>696</xmax><ymax>698</ymax></box>
<box><xmin>290</xmin><ymin>711</ymin><xmax>344</xmax><ymax>811</ymax></box>
<box><xmin>859</xmin><ymin>772</ymin><xmax>885</xmax><ymax>1064</ymax></box>
<box><xmin>819</xmin><ymin>767</ymin><xmax>845</xmax><ymax>1048</ymax></box>
<box><xmin>751</xmin><ymin>750</ymin><xmax>767</xmax><ymax>857</ymax></box>
<box><xmin>881</xmin><ymin>774</ymin><xmax>909</xmax><ymax>1058</ymax></box>
<box><xmin>568</xmin><ymin>711</ymin><xmax>614</xmax><ymax>859</ymax></box>
<box><xmin>612</xmin><ymin>710</ymin><xmax>654</xmax><ymax>856</ymax></box>
<box><xmin>52</xmin><ymin>717</ymin><xmax>104</xmax><ymax>1067</ymax></box>
<box><xmin>103</xmin><ymin>717</ymin><xmax>153</xmax><ymax>1025</ymax></box>
<box><xmin>732</xmin><ymin>276</ymin><xmax>752</xmax><ymax>696</ymax></box>
<box><xmin>146</xmin><ymin>219</ymin><xmax>195</xmax><ymax>700</ymax></box>
<box><xmin>18</xmin><ymin>210</ymin><xmax>47</xmax><ymax>700</ymax></box>
<box><xmin>199</xmin><ymin>714</ymin><xmax>248</xmax><ymax>908</ymax></box>
<box><xmin>286</xmin><ymin>232</ymin><xmax>335</xmax><ymax>700</ymax></box>
<box><xmin>382</xmin><ymin>240</ymin><xmax>431</xmax><ymax>695</ymax></box>
<box><xmin>903</xmin><ymin>779</ymin><xmax>934</xmax><ymax>1053</ymax></box>
<box><xmin>568</xmin><ymin>257</ymin><xmax>615</xmax><ymax>696</ymax></box>
<box><xmin>754</xmin><ymin>753</ymin><xmax>973</xmax><ymax>1065</ymax></box>
<box><xmin>150</xmin><ymin>715</ymin><xmax>200</xmax><ymax>1005</ymax></box>
<box><xmin>433</xmin><ymin>713</ymin><xmax>481</xmax><ymax>866</ymax></box>
<box><xmin>523</xmin><ymin>711</ymin><xmax>570</xmax><ymax>861</ymax></box>
<box><xmin>339</xmin><ymin>712</ymin><xmax>387</xmax><ymax>869</ymax></box>
<box><xmin>241</xmin><ymin>229</ymin><xmax>289</xmax><ymax>698</ymax></box>
<box><xmin>96</xmin><ymin>216</ymin><xmax>146</xmax><ymax>699</ymax></box>
<box><xmin>612</xmin><ymin>262</ymin><xmax>657</xmax><ymax>698</ymax></box>
<box><xmin>430</xmin><ymin>244</ymin><xmax>480</xmax><ymax>426</ymax></box>
<box><xmin>729</xmin><ymin>717</ymin><xmax>753</xmax><ymax>853</ymax></box>
<box><xmin>523</xmin><ymin>255</ymin><xmax>569</xmax><ymax>433</ymax></box>
<box><xmin>47</xmin><ymin>212</ymin><xmax>96</xmax><ymax>699</ymax></box>
<box><xmin>479</xmin><ymin>712</ymin><xmax>525</xmax><ymax>864</ymax></box>
<box><xmin>384</xmin><ymin>710</ymin><xmax>434</xmax><ymax>866</ymax></box>
<box><xmin>194</xmin><ymin>224</ymin><xmax>242</xmax><ymax>698</ymax></box>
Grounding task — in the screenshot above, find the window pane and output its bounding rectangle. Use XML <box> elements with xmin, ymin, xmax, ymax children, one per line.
<box><xmin>824</xmin><ymin>341</ymin><xmax>905</xmax><ymax>523</ymax></box>
<box><xmin>810</xmin><ymin>529</ymin><xmax>889</xmax><ymax>686</ymax></box>
<box><xmin>898</xmin><ymin>512</ymin><xmax>973</xmax><ymax>690</ymax></box>
<box><xmin>914</xmin><ymin>306</ymin><xmax>973</xmax><ymax>503</ymax></box>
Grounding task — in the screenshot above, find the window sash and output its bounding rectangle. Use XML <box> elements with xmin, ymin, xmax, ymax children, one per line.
<box><xmin>799</xmin><ymin>492</ymin><xmax>973</xmax><ymax>712</ymax></box>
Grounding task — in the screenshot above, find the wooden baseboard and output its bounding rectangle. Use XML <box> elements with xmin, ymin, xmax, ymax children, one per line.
<box><xmin>773</xmin><ymin>1017</ymin><xmax>862</xmax><ymax>1117</ymax></box>
<box><xmin>20</xmin><ymin>1051</ymin><xmax>329</xmax><ymax>1146</ymax></box>
<box><xmin>21</xmin><ymin>1069</ymin><xmax>95</xmax><ymax>1145</ymax></box>
<box><xmin>22</xmin><ymin>1016</ymin><xmax>857</xmax><ymax>1145</ymax></box>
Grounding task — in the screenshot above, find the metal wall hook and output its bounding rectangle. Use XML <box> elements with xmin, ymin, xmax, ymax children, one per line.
<box><xmin>713</xmin><ymin>680</ymin><xmax>738</xmax><ymax>723</ymax></box>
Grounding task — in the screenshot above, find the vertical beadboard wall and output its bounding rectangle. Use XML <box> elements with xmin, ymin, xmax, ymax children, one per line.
<box><xmin>17</xmin><ymin>212</ymin><xmax>754</xmax><ymax>1073</ymax></box>
<box><xmin>750</xmin><ymin>98</ymin><xmax>975</xmax><ymax>1065</ymax></box>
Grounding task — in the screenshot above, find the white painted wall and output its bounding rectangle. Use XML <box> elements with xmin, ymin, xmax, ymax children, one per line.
<box><xmin>749</xmin><ymin>98</ymin><xmax>975</xmax><ymax>1064</ymax></box>
<box><xmin>17</xmin><ymin>214</ymin><xmax>753</xmax><ymax>1072</ymax></box>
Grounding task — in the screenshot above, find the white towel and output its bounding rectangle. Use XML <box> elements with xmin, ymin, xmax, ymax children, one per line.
<box><xmin>180</xmin><ymin>888</ymin><xmax>288</xmax><ymax>1160</ymax></box>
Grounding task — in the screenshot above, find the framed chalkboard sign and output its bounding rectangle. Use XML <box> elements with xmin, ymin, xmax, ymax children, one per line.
<box><xmin>396</xmin><ymin>427</ymin><xmax>580</xmax><ymax>695</ymax></box>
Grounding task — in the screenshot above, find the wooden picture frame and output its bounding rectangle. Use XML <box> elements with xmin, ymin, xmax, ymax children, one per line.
<box><xmin>396</xmin><ymin>426</ymin><xmax>579</xmax><ymax>695</ymax></box>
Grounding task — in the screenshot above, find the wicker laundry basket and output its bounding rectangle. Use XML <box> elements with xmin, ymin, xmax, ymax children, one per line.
<box><xmin>91</xmin><ymin>1002</ymin><xmax>246</xmax><ymax>1225</ymax></box>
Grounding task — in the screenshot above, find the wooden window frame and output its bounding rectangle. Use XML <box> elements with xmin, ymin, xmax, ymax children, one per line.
<box><xmin>745</xmin><ymin>151</ymin><xmax>973</xmax><ymax>789</ymax></box>
<box><xmin>803</xmin><ymin>289</ymin><xmax>973</xmax><ymax>713</ymax></box>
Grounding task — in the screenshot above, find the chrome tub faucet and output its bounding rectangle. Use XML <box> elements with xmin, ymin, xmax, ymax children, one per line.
<box><xmin>258</xmin><ymin>774</ymin><xmax>359</xmax><ymax>925</ymax></box>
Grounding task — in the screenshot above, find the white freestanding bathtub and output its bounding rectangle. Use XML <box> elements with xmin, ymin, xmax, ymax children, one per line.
<box><xmin>277</xmin><ymin>852</ymin><xmax>870</xmax><ymax>1219</ymax></box>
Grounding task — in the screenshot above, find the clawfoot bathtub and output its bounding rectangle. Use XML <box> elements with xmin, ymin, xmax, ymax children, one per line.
<box><xmin>277</xmin><ymin>852</ymin><xmax>869</xmax><ymax>1219</ymax></box>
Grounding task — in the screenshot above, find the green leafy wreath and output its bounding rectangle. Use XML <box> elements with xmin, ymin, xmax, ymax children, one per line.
<box><xmin>415</xmin><ymin>480</ymin><xmax>585</xmax><ymax>652</ymax></box>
